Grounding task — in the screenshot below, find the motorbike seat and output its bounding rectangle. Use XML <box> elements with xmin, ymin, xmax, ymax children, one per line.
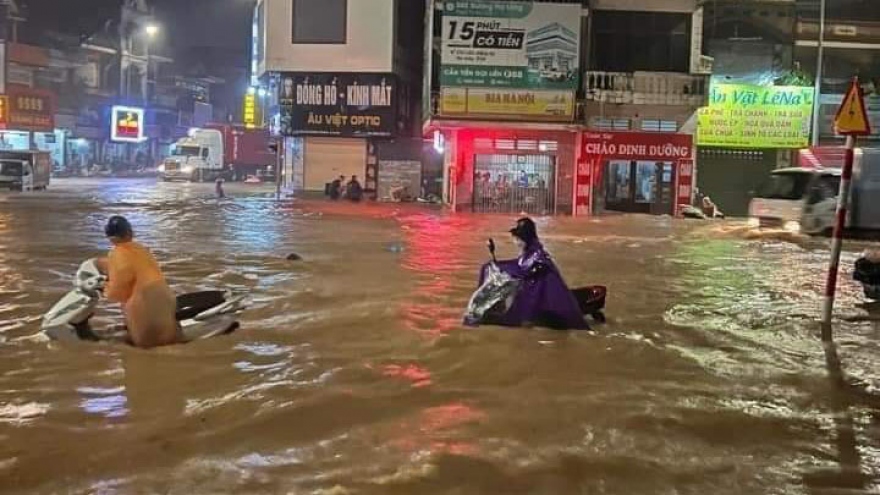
<box><xmin>176</xmin><ymin>291</ymin><xmax>226</xmax><ymax>321</ymax></box>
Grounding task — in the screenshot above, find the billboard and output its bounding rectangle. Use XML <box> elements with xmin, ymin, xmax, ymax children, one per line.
<box><xmin>277</xmin><ymin>73</ymin><xmax>397</xmax><ymax>137</ymax></box>
<box><xmin>110</xmin><ymin>106</ymin><xmax>145</xmax><ymax>143</ymax></box>
<box><xmin>440</xmin><ymin>87</ymin><xmax>574</xmax><ymax>120</ymax></box>
<box><xmin>243</xmin><ymin>93</ymin><xmax>258</xmax><ymax>129</ymax></box>
<box><xmin>7</xmin><ymin>87</ymin><xmax>54</xmax><ymax>132</ymax></box>
<box><xmin>438</xmin><ymin>0</ymin><xmax>579</xmax><ymax>120</ymax></box>
<box><xmin>697</xmin><ymin>83</ymin><xmax>814</xmax><ymax>148</ymax></box>
<box><xmin>440</xmin><ymin>1</ymin><xmax>580</xmax><ymax>89</ymax></box>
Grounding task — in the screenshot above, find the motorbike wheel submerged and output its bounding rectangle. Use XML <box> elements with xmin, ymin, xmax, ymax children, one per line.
<box><xmin>463</xmin><ymin>262</ymin><xmax>607</xmax><ymax>329</ymax></box>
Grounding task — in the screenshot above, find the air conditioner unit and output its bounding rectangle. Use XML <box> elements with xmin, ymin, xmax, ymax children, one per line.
<box><xmin>832</xmin><ymin>25</ymin><xmax>858</xmax><ymax>37</ymax></box>
<box><xmin>693</xmin><ymin>55</ymin><xmax>714</xmax><ymax>75</ymax></box>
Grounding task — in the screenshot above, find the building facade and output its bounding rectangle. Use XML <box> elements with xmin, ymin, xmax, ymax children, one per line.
<box><xmin>424</xmin><ymin>0</ymin><xmax>708</xmax><ymax>216</ymax></box>
<box><xmin>794</xmin><ymin>0</ymin><xmax>880</xmax><ymax>147</ymax></box>
<box><xmin>255</xmin><ymin>0</ymin><xmax>424</xmax><ymax>198</ymax></box>
<box><xmin>580</xmin><ymin>0</ymin><xmax>708</xmax><ymax>217</ymax></box>
<box><xmin>425</xmin><ymin>0</ymin><xmax>585</xmax><ymax>215</ymax></box>
<box><xmin>0</xmin><ymin>0</ymin><xmax>226</xmax><ymax>175</ymax></box>
<box><xmin>696</xmin><ymin>0</ymin><xmax>805</xmax><ymax>217</ymax></box>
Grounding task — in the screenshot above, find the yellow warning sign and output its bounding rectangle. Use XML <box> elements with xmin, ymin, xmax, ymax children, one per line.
<box><xmin>834</xmin><ymin>78</ymin><xmax>872</xmax><ymax>136</ymax></box>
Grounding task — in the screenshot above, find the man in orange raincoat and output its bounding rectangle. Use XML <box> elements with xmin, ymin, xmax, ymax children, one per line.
<box><xmin>96</xmin><ymin>216</ymin><xmax>179</xmax><ymax>348</ymax></box>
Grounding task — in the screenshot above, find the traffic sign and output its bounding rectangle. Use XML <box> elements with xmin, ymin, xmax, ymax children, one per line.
<box><xmin>834</xmin><ymin>78</ymin><xmax>872</xmax><ymax>136</ymax></box>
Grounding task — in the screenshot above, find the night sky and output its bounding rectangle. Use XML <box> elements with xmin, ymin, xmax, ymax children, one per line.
<box><xmin>21</xmin><ymin>0</ymin><xmax>254</xmax><ymax>53</ymax></box>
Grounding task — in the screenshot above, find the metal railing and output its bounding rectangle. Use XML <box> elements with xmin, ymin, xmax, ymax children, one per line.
<box><xmin>584</xmin><ymin>71</ymin><xmax>708</xmax><ymax>106</ymax></box>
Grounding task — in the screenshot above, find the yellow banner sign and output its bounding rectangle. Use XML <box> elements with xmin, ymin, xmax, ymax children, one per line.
<box><xmin>243</xmin><ymin>93</ymin><xmax>258</xmax><ymax>129</ymax></box>
<box><xmin>440</xmin><ymin>88</ymin><xmax>574</xmax><ymax>120</ymax></box>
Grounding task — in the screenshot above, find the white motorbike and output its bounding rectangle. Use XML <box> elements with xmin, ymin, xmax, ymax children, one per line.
<box><xmin>41</xmin><ymin>258</ymin><xmax>248</xmax><ymax>344</ymax></box>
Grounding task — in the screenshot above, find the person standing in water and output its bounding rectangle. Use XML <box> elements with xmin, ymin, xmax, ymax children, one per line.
<box><xmin>96</xmin><ymin>216</ymin><xmax>179</xmax><ymax>348</ymax></box>
<box><xmin>215</xmin><ymin>177</ymin><xmax>225</xmax><ymax>198</ymax></box>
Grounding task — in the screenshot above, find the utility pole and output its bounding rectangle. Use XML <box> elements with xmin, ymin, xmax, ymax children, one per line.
<box><xmin>810</xmin><ymin>0</ymin><xmax>826</xmax><ymax>147</ymax></box>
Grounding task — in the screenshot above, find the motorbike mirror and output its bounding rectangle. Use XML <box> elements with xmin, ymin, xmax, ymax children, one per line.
<box><xmin>488</xmin><ymin>238</ymin><xmax>496</xmax><ymax>254</ymax></box>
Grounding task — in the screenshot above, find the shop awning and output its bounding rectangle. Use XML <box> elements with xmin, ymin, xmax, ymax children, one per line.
<box><xmin>798</xmin><ymin>147</ymin><xmax>847</xmax><ymax>169</ymax></box>
<box><xmin>423</xmin><ymin>118</ymin><xmax>580</xmax><ymax>136</ymax></box>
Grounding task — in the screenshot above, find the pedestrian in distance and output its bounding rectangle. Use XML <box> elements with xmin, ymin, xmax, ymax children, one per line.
<box><xmin>345</xmin><ymin>175</ymin><xmax>364</xmax><ymax>202</ymax></box>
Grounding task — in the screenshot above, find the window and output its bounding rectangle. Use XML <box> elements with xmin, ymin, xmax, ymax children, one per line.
<box><xmin>590</xmin><ymin>118</ymin><xmax>630</xmax><ymax>131</ymax></box>
<box><xmin>756</xmin><ymin>173</ymin><xmax>812</xmax><ymax>201</ymax></box>
<box><xmin>591</xmin><ymin>11</ymin><xmax>690</xmax><ymax>73</ymax></box>
<box><xmin>292</xmin><ymin>0</ymin><xmax>347</xmax><ymax>44</ymax></box>
<box><xmin>641</xmin><ymin>120</ymin><xmax>678</xmax><ymax>132</ymax></box>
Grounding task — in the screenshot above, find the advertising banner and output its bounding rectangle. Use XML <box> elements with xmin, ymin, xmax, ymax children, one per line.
<box><xmin>582</xmin><ymin>131</ymin><xmax>694</xmax><ymax>161</ymax></box>
<box><xmin>278</xmin><ymin>73</ymin><xmax>397</xmax><ymax>137</ymax></box>
<box><xmin>110</xmin><ymin>106</ymin><xmax>145</xmax><ymax>143</ymax></box>
<box><xmin>440</xmin><ymin>87</ymin><xmax>573</xmax><ymax>119</ymax></box>
<box><xmin>7</xmin><ymin>87</ymin><xmax>54</xmax><ymax>132</ymax></box>
<box><xmin>676</xmin><ymin>159</ymin><xmax>694</xmax><ymax>216</ymax></box>
<box><xmin>439</xmin><ymin>0</ymin><xmax>580</xmax><ymax>90</ymax></box>
<box><xmin>697</xmin><ymin>83</ymin><xmax>814</xmax><ymax>148</ymax></box>
<box><xmin>243</xmin><ymin>93</ymin><xmax>258</xmax><ymax>129</ymax></box>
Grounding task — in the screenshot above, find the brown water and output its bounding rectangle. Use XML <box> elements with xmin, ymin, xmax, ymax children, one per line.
<box><xmin>2</xmin><ymin>178</ymin><xmax>880</xmax><ymax>494</ymax></box>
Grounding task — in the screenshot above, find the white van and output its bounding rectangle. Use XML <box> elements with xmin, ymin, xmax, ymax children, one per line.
<box><xmin>748</xmin><ymin>148</ymin><xmax>880</xmax><ymax>235</ymax></box>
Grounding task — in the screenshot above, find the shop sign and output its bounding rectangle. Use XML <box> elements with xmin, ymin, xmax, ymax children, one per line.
<box><xmin>676</xmin><ymin>159</ymin><xmax>694</xmax><ymax>216</ymax></box>
<box><xmin>439</xmin><ymin>1</ymin><xmax>580</xmax><ymax>90</ymax></box>
<box><xmin>7</xmin><ymin>87</ymin><xmax>54</xmax><ymax>132</ymax></box>
<box><xmin>582</xmin><ymin>132</ymin><xmax>694</xmax><ymax>160</ymax></box>
<box><xmin>440</xmin><ymin>87</ymin><xmax>574</xmax><ymax>120</ymax></box>
<box><xmin>0</xmin><ymin>96</ymin><xmax>7</xmax><ymax>127</ymax></box>
<box><xmin>278</xmin><ymin>73</ymin><xmax>397</xmax><ymax>137</ymax></box>
<box><xmin>243</xmin><ymin>92</ymin><xmax>258</xmax><ymax>129</ymax></box>
<box><xmin>697</xmin><ymin>83</ymin><xmax>814</xmax><ymax>148</ymax></box>
<box><xmin>110</xmin><ymin>105</ymin><xmax>145</xmax><ymax>143</ymax></box>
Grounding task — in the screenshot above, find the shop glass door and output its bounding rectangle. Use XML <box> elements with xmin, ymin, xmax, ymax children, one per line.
<box><xmin>473</xmin><ymin>154</ymin><xmax>556</xmax><ymax>214</ymax></box>
<box><xmin>605</xmin><ymin>160</ymin><xmax>667</xmax><ymax>214</ymax></box>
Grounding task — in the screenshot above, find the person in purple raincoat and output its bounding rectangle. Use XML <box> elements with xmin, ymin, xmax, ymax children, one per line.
<box><xmin>475</xmin><ymin>217</ymin><xmax>588</xmax><ymax>329</ymax></box>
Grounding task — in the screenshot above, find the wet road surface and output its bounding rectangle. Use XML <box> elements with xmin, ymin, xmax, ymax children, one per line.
<box><xmin>2</xmin><ymin>178</ymin><xmax>880</xmax><ymax>494</ymax></box>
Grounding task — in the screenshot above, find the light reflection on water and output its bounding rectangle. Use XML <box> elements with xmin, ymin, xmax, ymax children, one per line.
<box><xmin>0</xmin><ymin>179</ymin><xmax>879</xmax><ymax>493</ymax></box>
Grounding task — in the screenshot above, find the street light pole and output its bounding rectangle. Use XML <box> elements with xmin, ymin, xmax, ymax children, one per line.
<box><xmin>810</xmin><ymin>0</ymin><xmax>826</xmax><ymax>147</ymax></box>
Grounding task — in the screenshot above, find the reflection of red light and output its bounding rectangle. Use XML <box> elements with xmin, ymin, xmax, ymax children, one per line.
<box><xmin>382</xmin><ymin>363</ymin><xmax>432</xmax><ymax>388</ymax></box>
<box><xmin>388</xmin><ymin>402</ymin><xmax>484</xmax><ymax>456</ymax></box>
<box><xmin>397</xmin><ymin>214</ymin><xmax>473</xmax><ymax>339</ymax></box>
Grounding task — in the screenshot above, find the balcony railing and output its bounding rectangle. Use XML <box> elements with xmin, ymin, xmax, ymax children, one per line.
<box><xmin>584</xmin><ymin>71</ymin><xmax>708</xmax><ymax>106</ymax></box>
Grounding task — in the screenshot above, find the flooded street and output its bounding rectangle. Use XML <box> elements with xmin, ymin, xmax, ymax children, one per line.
<box><xmin>3</xmin><ymin>178</ymin><xmax>880</xmax><ymax>494</ymax></box>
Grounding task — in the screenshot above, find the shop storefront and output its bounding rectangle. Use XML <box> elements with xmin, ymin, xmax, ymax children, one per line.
<box><xmin>0</xmin><ymin>86</ymin><xmax>62</xmax><ymax>169</ymax></box>
<box><xmin>575</xmin><ymin>131</ymin><xmax>694</xmax><ymax>216</ymax></box>
<box><xmin>439</xmin><ymin>126</ymin><xmax>578</xmax><ymax>215</ymax></box>
<box><xmin>275</xmin><ymin>72</ymin><xmax>397</xmax><ymax>195</ymax></box>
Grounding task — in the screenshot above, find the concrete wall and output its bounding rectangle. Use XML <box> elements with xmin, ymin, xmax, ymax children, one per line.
<box><xmin>258</xmin><ymin>0</ymin><xmax>395</xmax><ymax>75</ymax></box>
<box><xmin>590</xmin><ymin>0</ymin><xmax>696</xmax><ymax>14</ymax></box>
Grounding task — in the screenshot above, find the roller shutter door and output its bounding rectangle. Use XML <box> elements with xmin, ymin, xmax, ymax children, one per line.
<box><xmin>303</xmin><ymin>137</ymin><xmax>366</xmax><ymax>192</ymax></box>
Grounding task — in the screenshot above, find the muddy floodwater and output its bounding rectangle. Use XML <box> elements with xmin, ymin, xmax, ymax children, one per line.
<box><xmin>3</xmin><ymin>178</ymin><xmax>880</xmax><ymax>494</ymax></box>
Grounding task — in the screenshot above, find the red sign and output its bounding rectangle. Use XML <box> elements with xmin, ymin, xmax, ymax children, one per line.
<box><xmin>582</xmin><ymin>131</ymin><xmax>693</xmax><ymax>161</ymax></box>
<box><xmin>676</xmin><ymin>159</ymin><xmax>694</xmax><ymax>216</ymax></box>
<box><xmin>575</xmin><ymin>131</ymin><xmax>696</xmax><ymax>217</ymax></box>
<box><xmin>6</xmin><ymin>86</ymin><xmax>55</xmax><ymax>132</ymax></box>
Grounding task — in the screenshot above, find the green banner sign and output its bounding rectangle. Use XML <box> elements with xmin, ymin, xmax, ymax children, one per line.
<box><xmin>439</xmin><ymin>1</ymin><xmax>581</xmax><ymax>90</ymax></box>
<box><xmin>697</xmin><ymin>83</ymin><xmax>815</xmax><ymax>149</ymax></box>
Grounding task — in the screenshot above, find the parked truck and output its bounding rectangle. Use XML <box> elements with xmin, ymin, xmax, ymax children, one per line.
<box><xmin>159</xmin><ymin>125</ymin><xmax>275</xmax><ymax>182</ymax></box>
<box><xmin>0</xmin><ymin>150</ymin><xmax>51</xmax><ymax>191</ymax></box>
<box><xmin>748</xmin><ymin>147</ymin><xmax>880</xmax><ymax>235</ymax></box>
